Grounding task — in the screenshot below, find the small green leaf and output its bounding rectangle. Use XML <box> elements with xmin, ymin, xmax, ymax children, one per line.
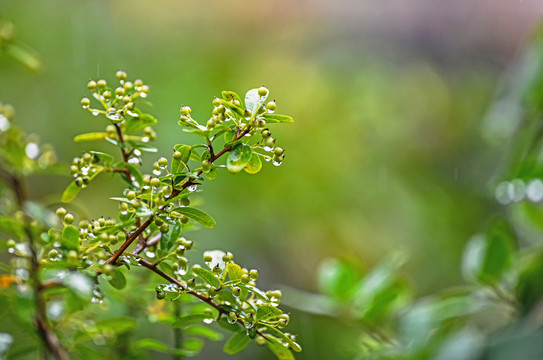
<box><xmin>245</xmin><ymin>88</ymin><xmax>267</xmax><ymax>113</ymax></box>
<box><xmin>159</xmin><ymin>221</ymin><xmax>181</xmax><ymax>252</ymax></box>
<box><xmin>89</xmin><ymin>151</ymin><xmax>114</xmax><ymax>167</ymax></box>
<box><xmin>462</xmin><ymin>218</ymin><xmax>516</xmax><ymax>285</ymax></box>
<box><xmin>191</xmin><ymin>267</ymin><xmax>220</xmax><ymax>288</ymax></box>
<box><xmin>61</xmin><ymin>225</ymin><xmax>79</xmax><ymax>250</ymax></box>
<box><xmin>267</xmin><ymin>338</ymin><xmax>295</xmax><ymax>360</ymax></box>
<box><xmin>224</xmin><ymin>331</ymin><xmax>252</xmax><ymax>355</ymax></box>
<box><xmin>224</xmin><ymin>130</ymin><xmax>237</xmax><ymax>144</ymax></box>
<box><xmin>62</xmin><ymin>169</ymin><xmax>103</xmax><ymax>202</ymax></box>
<box><xmin>256</xmin><ymin>305</ymin><xmax>282</xmax><ymax>322</ymax></box>
<box><xmin>263</xmin><ymin>114</ymin><xmax>294</xmax><ymax>123</ymax></box>
<box><xmin>124</xmin><ymin>112</ymin><xmax>157</xmax><ymax>134</ymax></box>
<box><xmin>227</xmin><ymin>144</ymin><xmax>252</xmax><ymax>173</ymax></box>
<box><xmin>73</xmin><ymin>132</ymin><xmax>109</xmax><ymax>142</ymax></box>
<box><xmin>185</xmin><ymin>325</ymin><xmax>223</xmax><ymax>341</ymax></box>
<box><xmin>172</xmin><ymin>314</ymin><xmax>210</xmax><ymax>328</ymax></box>
<box><xmin>107</xmin><ymin>268</ymin><xmax>127</xmax><ymax>290</ymax></box>
<box><xmin>226</xmin><ymin>263</ymin><xmax>244</xmax><ymax>281</ymax></box>
<box><xmin>219</xmin><ymin>99</ymin><xmax>244</xmax><ymax>117</ymax></box>
<box><xmin>318</xmin><ymin>258</ymin><xmax>359</xmax><ymax>300</ymax></box>
<box><xmin>222</xmin><ymin>91</ymin><xmax>242</xmax><ymax>104</ymax></box>
<box><xmin>204</xmin><ymin>166</ymin><xmax>218</xmax><ymax>180</ymax></box>
<box><xmin>244</xmin><ymin>152</ymin><xmax>262</xmax><ymax>174</ymax></box>
<box><xmin>170</xmin><ymin>207</ymin><xmax>216</xmax><ymax>228</ymax></box>
<box><xmin>263</xmin><ymin>326</ymin><xmax>302</xmax><ymax>352</ymax></box>
<box><xmin>61</xmin><ymin>182</ymin><xmax>81</xmax><ymax>203</ymax></box>
<box><xmin>131</xmin><ymin>338</ymin><xmax>170</xmax><ymax>353</ymax></box>
<box><xmin>171</xmin><ymin>145</ymin><xmax>192</xmax><ymax>174</ymax></box>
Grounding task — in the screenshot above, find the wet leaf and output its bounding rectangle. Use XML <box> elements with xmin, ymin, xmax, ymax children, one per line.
<box><xmin>224</xmin><ymin>330</ymin><xmax>252</xmax><ymax>355</ymax></box>
<box><xmin>244</xmin><ymin>152</ymin><xmax>262</xmax><ymax>174</ymax></box>
<box><xmin>227</xmin><ymin>144</ymin><xmax>252</xmax><ymax>173</ymax></box>
<box><xmin>170</xmin><ymin>207</ymin><xmax>216</xmax><ymax>228</ymax></box>
<box><xmin>191</xmin><ymin>267</ymin><xmax>220</xmax><ymax>288</ymax></box>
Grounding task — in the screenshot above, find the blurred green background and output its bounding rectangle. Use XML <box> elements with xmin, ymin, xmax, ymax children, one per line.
<box><xmin>2</xmin><ymin>1</ymin><xmax>542</xmax><ymax>358</ymax></box>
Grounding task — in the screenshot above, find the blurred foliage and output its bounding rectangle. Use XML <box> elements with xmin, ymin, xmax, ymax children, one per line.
<box><xmin>2</xmin><ymin>0</ymin><xmax>543</xmax><ymax>359</ymax></box>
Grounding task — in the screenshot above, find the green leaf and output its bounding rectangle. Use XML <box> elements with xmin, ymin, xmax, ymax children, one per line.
<box><xmin>185</xmin><ymin>325</ymin><xmax>223</xmax><ymax>341</ymax></box>
<box><xmin>222</xmin><ymin>91</ymin><xmax>242</xmax><ymax>104</ymax></box>
<box><xmin>263</xmin><ymin>114</ymin><xmax>294</xmax><ymax>123</ymax></box>
<box><xmin>89</xmin><ymin>151</ymin><xmax>114</xmax><ymax>167</ymax></box>
<box><xmin>131</xmin><ymin>338</ymin><xmax>169</xmax><ymax>353</ymax></box>
<box><xmin>159</xmin><ymin>221</ymin><xmax>181</xmax><ymax>252</ymax></box>
<box><xmin>227</xmin><ymin>144</ymin><xmax>252</xmax><ymax>173</ymax></box>
<box><xmin>124</xmin><ymin>112</ymin><xmax>157</xmax><ymax>134</ymax></box>
<box><xmin>204</xmin><ymin>166</ymin><xmax>218</xmax><ymax>180</ymax></box>
<box><xmin>62</xmin><ymin>168</ymin><xmax>103</xmax><ymax>202</ymax></box>
<box><xmin>73</xmin><ymin>132</ymin><xmax>109</xmax><ymax>142</ymax></box>
<box><xmin>170</xmin><ymin>207</ymin><xmax>216</xmax><ymax>228</ymax></box>
<box><xmin>61</xmin><ymin>225</ymin><xmax>79</xmax><ymax>250</ymax></box>
<box><xmin>0</xmin><ymin>216</ymin><xmax>24</xmax><ymax>238</ymax></box>
<box><xmin>107</xmin><ymin>268</ymin><xmax>127</xmax><ymax>290</ymax></box>
<box><xmin>267</xmin><ymin>338</ymin><xmax>295</xmax><ymax>360</ymax></box>
<box><xmin>262</xmin><ymin>326</ymin><xmax>302</xmax><ymax>352</ymax></box>
<box><xmin>245</xmin><ymin>88</ymin><xmax>267</xmax><ymax>113</ymax></box>
<box><xmin>95</xmin><ymin>317</ymin><xmax>137</xmax><ymax>335</ymax></box>
<box><xmin>318</xmin><ymin>258</ymin><xmax>359</xmax><ymax>300</ymax></box>
<box><xmin>226</xmin><ymin>263</ymin><xmax>244</xmax><ymax>281</ymax></box>
<box><xmin>218</xmin><ymin>317</ymin><xmax>242</xmax><ymax>332</ymax></box>
<box><xmin>462</xmin><ymin>218</ymin><xmax>517</xmax><ymax>285</ymax></box>
<box><xmin>219</xmin><ymin>99</ymin><xmax>244</xmax><ymax>117</ymax></box>
<box><xmin>224</xmin><ymin>130</ymin><xmax>237</xmax><ymax>144</ymax></box>
<box><xmin>224</xmin><ymin>331</ymin><xmax>252</xmax><ymax>355</ymax></box>
<box><xmin>171</xmin><ymin>314</ymin><xmax>210</xmax><ymax>328</ymax></box>
<box><xmin>256</xmin><ymin>305</ymin><xmax>282</xmax><ymax>321</ymax></box>
<box><xmin>244</xmin><ymin>152</ymin><xmax>262</xmax><ymax>174</ymax></box>
<box><xmin>191</xmin><ymin>267</ymin><xmax>220</xmax><ymax>287</ymax></box>
<box><xmin>171</xmin><ymin>145</ymin><xmax>192</xmax><ymax>174</ymax></box>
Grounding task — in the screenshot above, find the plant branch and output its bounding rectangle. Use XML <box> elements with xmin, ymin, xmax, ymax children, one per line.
<box><xmin>106</xmin><ymin>128</ymin><xmax>250</xmax><ymax>265</ymax></box>
<box><xmin>0</xmin><ymin>165</ymin><xmax>69</xmax><ymax>360</ymax></box>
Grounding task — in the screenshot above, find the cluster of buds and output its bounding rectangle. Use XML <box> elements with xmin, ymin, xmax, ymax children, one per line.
<box><xmin>260</xmin><ymin>129</ymin><xmax>285</xmax><ymax>165</ymax></box>
<box><xmin>206</xmin><ymin>97</ymin><xmax>230</xmax><ymax>129</ymax></box>
<box><xmin>81</xmin><ymin>70</ymin><xmax>149</xmax><ymax>124</ymax></box>
<box><xmin>70</xmin><ymin>153</ymin><xmax>97</xmax><ymax>187</ymax></box>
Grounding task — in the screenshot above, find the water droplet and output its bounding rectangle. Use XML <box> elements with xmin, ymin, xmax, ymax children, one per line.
<box><xmin>264</xmin><ymin>157</ymin><xmax>271</xmax><ymax>162</ymax></box>
<box><xmin>264</xmin><ymin>146</ymin><xmax>273</xmax><ymax>152</ymax></box>
<box><xmin>145</xmin><ymin>250</ymin><xmax>156</xmax><ymax>258</ymax></box>
<box><xmin>495</xmin><ymin>181</ymin><xmax>513</xmax><ymax>205</ymax></box>
<box><xmin>153</xmin><ymin>169</ymin><xmax>161</xmax><ymax>176</ymax></box>
<box><xmin>527</xmin><ymin>179</ymin><xmax>543</xmax><ymax>202</ymax></box>
<box><xmin>267</xmin><ymin>109</ymin><xmax>275</xmax><ymax>114</ymax></box>
<box><xmin>25</xmin><ymin>142</ymin><xmax>40</xmax><ymax>160</ymax></box>
<box><xmin>91</xmin><ymin>297</ymin><xmax>103</xmax><ymax>304</ymax></box>
<box><xmin>128</xmin><ymin>157</ymin><xmax>140</xmax><ymax>165</ymax></box>
<box><xmin>127</xmin><ymin>110</ymin><xmax>138</xmax><ymax>117</ymax></box>
<box><xmin>188</xmin><ymin>185</ymin><xmax>197</xmax><ymax>192</ymax></box>
<box><xmin>141</xmin><ymin>136</ymin><xmax>149</xmax><ymax>143</ymax></box>
<box><xmin>106</xmin><ymin>110</ymin><xmax>124</xmax><ymax>122</ymax></box>
<box><xmin>203</xmin><ymin>318</ymin><xmax>214</xmax><ymax>324</ymax></box>
<box><xmin>227</xmin><ymin>317</ymin><xmax>237</xmax><ymax>324</ymax></box>
<box><xmin>8</xmin><ymin>248</ymin><xmax>14</xmax><ymax>254</ymax></box>
<box><xmin>92</xmin><ymin>110</ymin><xmax>100</xmax><ymax>116</ymax></box>
<box><xmin>140</xmin><ymin>92</ymin><xmax>147</xmax><ymax>98</ymax></box>
<box><xmin>272</xmin><ymin>160</ymin><xmax>281</xmax><ymax>166</ymax></box>
<box><xmin>82</xmin><ymin>105</ymin><xmax>90</xmax><ymax>109</ymax></box>
<box><xmin>134</xmin><ymin>149</ymin><xmax>142</xmax><ymax>157</ymax></box>
<box><xmin>244</xmin><ymin>321</ymin><xmax>254</xmax><ymax>329</ymax></box>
